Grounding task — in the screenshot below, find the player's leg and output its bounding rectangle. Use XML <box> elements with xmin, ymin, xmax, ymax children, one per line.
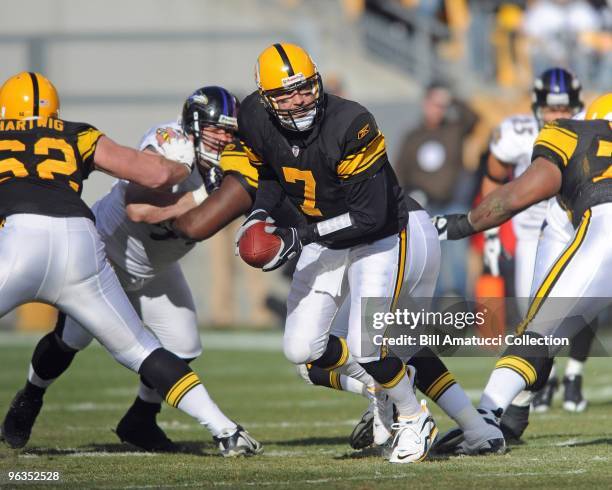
<box><xmin>345</xmin><ymin>227</ymin><xmax>437</xmax><ymax>463</ymax></box>
<box><xmin>562</xmin><ymin>319</ymin><xmax>595</xmax><ymax>412</ymax></box>
<box><xmin>479</xmin><ymin>209</ymin><xmax>610</xmax><ymax>424</ymax></box>
<box><xmin>116</xmin><ymin>264</ymin><xmax>243</xmax><ymax>453</ymax></box>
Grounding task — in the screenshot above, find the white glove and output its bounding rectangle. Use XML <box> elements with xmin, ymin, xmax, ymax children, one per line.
<box><xmin>157</xmin><ymin>128</ymin><xmax>195</xmax><ymax>170</ymax></box>
<box><xmin>483</xmin><ymin>227</ymin><xmax>502</xmax><ymax>276</ymax></box>
<box><xmin>234</xmin><ymin>209</ymin><xmax>275</xmax><ymax>256</ymax></box>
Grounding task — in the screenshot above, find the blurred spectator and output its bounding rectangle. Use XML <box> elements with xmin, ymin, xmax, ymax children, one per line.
<box><xmin>395</xmin><ymin>82</ymin><xmax>478</xmax><ymax>297</ymax></box>
<box><xmin>522</xmin><ymin>0</ymin><xmax>603</xmax><ymax>85</ymax></box>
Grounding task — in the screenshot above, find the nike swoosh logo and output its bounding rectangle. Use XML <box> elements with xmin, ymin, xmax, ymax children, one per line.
<box><xmin>396</xmin><ymin>451</ymin><xmax>418</xmax><ymax>460</ymax></box>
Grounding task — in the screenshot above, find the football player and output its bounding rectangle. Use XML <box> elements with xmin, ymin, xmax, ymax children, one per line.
<box><xmin>1</xmin><ymin>83</ymin><xmax>262</xmax><ymax>457</ymax></box>
<box><xmin>482</xmin><ymin>68</ymin><xmax>593</xmax><ymax>438</ymax></box>
<box><xmin>233</xmin><ymin>43</ymin><xmax>505</xmax><ymax>463</ymax></box>
<box><xmin>433</xmin><ymin>92</ymin><xmax>612</xmax><ymax>450</ymax></box>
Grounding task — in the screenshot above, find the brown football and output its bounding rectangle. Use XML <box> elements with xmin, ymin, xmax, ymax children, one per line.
<box><xmin>239</xmin><ymin>221</ymin><xmax>282</xmax><ymax>268</ymax></box>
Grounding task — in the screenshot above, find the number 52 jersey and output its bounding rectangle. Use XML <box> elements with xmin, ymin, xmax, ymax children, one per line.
<box><xmin>0</xmin><ymin>117</ymin><xmax>102</xmax><ymax>221</ymax></box>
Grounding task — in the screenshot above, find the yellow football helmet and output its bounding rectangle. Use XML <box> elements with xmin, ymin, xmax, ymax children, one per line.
<box><xmin>585</xmin><ymin>93</ymin><xmax>612</xmax><ymax>121</ymax></box>
<box><xmin>0</xmin><ymin>72</ymin><xmax>59</xmax><ymax>120</ymax></box>
<box><xmin>255</xmin><ymin>43</ymin><xmax>323</xmax><ymax>131</ymax></box>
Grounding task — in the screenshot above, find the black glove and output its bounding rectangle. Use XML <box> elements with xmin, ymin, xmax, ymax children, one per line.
<box><xmin>261</xmin><ymin>225</ymin><xmax>302</xmax><ymax>272</ymax></box>
<box><xmin>431</xmin><ymin>214</ymin><xmax>475</xmax><ymax>240</ymax></box>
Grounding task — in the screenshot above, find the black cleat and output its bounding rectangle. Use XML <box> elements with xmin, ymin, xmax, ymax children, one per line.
<box><xmin>1</xmin><ymin>389</ymin><xmax>43</xmax><ymax>449</ymax></box>
<box><xmin>562</xmin><ymin>375</ymin><xmax>587</xmax><ymax>412</ymax></box>
<box><xmin>115</xmin><ymin>400</ymin><xmax>176</xmax><ymax>452</ymax></box>
<box><xmin>349</xmin><ymin>409</ymin><xmax>374</xmax><ymax>450</ymax></box>
<box><xmin>500</xmin><ymin>404</ymin><xmax>530</xmax><ymax>443</ymax></box>
<box><xmin>532</xmin><ymin>376</ymin><xmax>558</xmax><ymax>413</ymax></box>
<box><xmin>213</xmin><ymin>425</ymin><xmax>263</xmax><ymax>457</ymax></box>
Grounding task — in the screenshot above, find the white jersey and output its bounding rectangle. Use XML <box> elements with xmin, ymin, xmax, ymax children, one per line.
<box><xmin>490</xmin><ymin>114</ymin><xmax>547</xmax><ymax>238</ymax></box>
<box><xmin>93</xmin><ymin>121</ymin><xmax>204</xmax><ymax>288</ymax></box>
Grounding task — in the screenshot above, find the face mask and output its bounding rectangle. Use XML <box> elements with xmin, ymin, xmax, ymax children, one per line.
<box><xmin>196</xmin><ymin>140</ymin><xmax>221</xmax><ymax>168</ymax></box>
<box><xmin>280</xmin><ymin>108</ymin><xmax>317</xmax><ymax>131</ymax></box>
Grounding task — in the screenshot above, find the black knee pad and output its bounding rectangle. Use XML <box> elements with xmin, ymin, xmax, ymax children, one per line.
<box><xmin>497</xmin><ymin>332</ymin><xmax>552</xmax><ymax>389</ymax></box>
<box><xmin>138</xmin><ymin>348</ymin><xmax>200</xmax><ymax>407</ymax></box>
<box><xmin>361</xmin><ymin>357</ymin><xmax>404</xmax><ymax>387</ymax></box>
<box><xmin>306</xmin><ymin>364</ymin><xmax>342</xmax><ymax>389</ymax></box>
<box><xmin>310</xmin><ymin>335</ymin><xmax>348</xmax><ymax>370</ymax></box>
<box><xmin>31</xmin><ymin>330</ymin><xmax>77</xmax><ymax>381</ymax></box>
<box><xmin>408</xmin><ymin>348</ymin><xmax>456</xmax><ymax>402</ymax></box>
<box><xmin>140</xmin><ymin>356</ymin><xmax>196</xmax><ymax>389</ymax></box>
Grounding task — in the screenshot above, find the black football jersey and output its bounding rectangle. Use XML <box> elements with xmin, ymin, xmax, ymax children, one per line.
<box><xmin>239</xmin><ymin>91</ymin><xmax>417</xmax><ymax>248</ymax></box>
<box><xmin>532</xmin><ymin>119</ymin><xmax>612</xmax><ymax>227</ymax></box>
<box><xmin>0</xmin><ymin>117</ymin><xmax>103</xmax><ymax>221</ymax></box>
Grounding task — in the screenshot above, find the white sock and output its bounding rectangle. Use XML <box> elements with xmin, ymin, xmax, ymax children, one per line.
<box><xmin>435</xmin><ymin>383</ymin><xmax>477</xmax><ymax>426</ymax></box>
<box><xmin>384</xmin><ymin>369</ymin><xmax>421</xmax><ymax>417</ymax></box>
<box><xmin>565</xmin><ymin>358</ymin><xmax>584</xmax><ymax>377</ymax></box>
<box><xmin>339</xmin><ymin>374</ymin><xmax>367</xmax><ymax>396</ymax></box>
<box><xmin>175</xmin><ymin>384</ymin><xmax>236</xmax><ymax>437</ymax></box>
<box><xmin>549</xmin><ymin>362</ymin><xmax>557</xmax><ymax>379</ymax></box>
<box><xmin>479</xmin><ymin>368</ymin><xmax>527</xmax><ymax>412</ymax></box>
<box><xmin>138</xmin><ymin>381</ymin><xmax>163</xmax><ymax>404</ymax></box>
<box><xmin>336</xmin><ymin>356</ymin><xmax>375</xmax><ymax>386</ymax></box>
<box><xmin>511</xmin><ymin>390</ymin><xmax>535</xmax><ymax>407</ymax></box>
<box><xmin>28</xmin><ymin>364</ymin><xmax>54</xmax><ymax>388</ymax></box>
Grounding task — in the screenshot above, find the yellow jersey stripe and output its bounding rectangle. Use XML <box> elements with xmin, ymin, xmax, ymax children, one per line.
<box><xmin>337</xmin><ymin>132</ymin><xmax>386</xmax><ymax>178</ymax></box>
<box><xmin>68</xmin><ymin>180</ymin><xmax>79</xmax><ymax>192</ymax></box>
<box><xmin>77</xmin><ymin>128</ymin><xmax>103</xmax><ymax>163</ymax></box>
<box><xmin>534</xmin><ymin>126</ymin><xmax>578</xmax><ymax>166</ymax></box>
<box><xmin>516</xmin><ymin>209</ymin><xmax>591</xmax><ymax>335</ymax></box>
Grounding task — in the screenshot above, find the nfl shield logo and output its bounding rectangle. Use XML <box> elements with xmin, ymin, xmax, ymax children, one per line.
<box><xmin>291</xmin><ymin>145</ymin><xmax>300</xmax><ymax>157</ymax></box>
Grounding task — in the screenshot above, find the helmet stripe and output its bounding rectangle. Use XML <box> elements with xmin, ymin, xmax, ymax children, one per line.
<box><xmin>28</xmin><ymin>72</ymin><xmax>39</xmax><ymax>117</ymax></box>
<box><xmin>218</xmin><ymin>86</ymin><xmax>228</xmax><ymax>116</ymax></box>
<box><xmin>273</xmin><ymin>43</ymin><xmax>295</xmax><ymax>77</ymax></box>
<box><xmin>558</xmin><ymin>69</ymin><xmax>565</xmax><ymax>93</ymax></box>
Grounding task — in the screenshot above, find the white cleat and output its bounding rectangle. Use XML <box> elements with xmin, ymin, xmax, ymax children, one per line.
<box><xmin>213</xmin><ymin>425</ymin><xmax>263</xmax><ymax>457</ymax></box>
<box><xmin>368</xmin><ymin>385</ymin><xmax>394</xmax><ymax>446</ymax></box>
<box><xmin>388</xmin><ymin>400</ymin><xmax>438</xmax><ymax>464</ymax></box>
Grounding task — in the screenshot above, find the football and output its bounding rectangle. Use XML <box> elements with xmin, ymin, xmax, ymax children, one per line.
<box><xmin>238</xmin><ymin>221</ymin><xmax>281</xmax><ymax>268</ymax></box>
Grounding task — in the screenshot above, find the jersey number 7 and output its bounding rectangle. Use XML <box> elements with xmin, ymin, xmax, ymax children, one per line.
<box><xmin>282</xmin><ymin>167</ymin><xmax>322</xmax><ymax>217</ymax></box>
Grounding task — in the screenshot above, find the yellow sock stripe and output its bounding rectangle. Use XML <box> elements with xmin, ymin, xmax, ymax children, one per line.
<box><xmin>425</xmin><ymin>371</ymin><xmax>456</xmax><ymax>400</ymax></box>
<box><xmin>495</xmin><ymin>355</ymin><xmax>537</xmax><ymax>386</ymax></box>
<box><xmin>172</xmin><ymin>379</ymin><xmax>201</xmax><ymax>408</ymax></box>
<box><xmin>166</xmin><ymin>372</ymin><xmax>201</xmax><ymax>407</ymax></box>
<box><xmin>391</xmin><ymin>228</ymin><xmax>408</xmax><ymax>311</ymax></box>
<box><xmin>325</xmin><ymin>337</ymin><xmax>349</xmax><ymax>371</ymax></box>
<box><xmin>329</xmin><ymin>371</ymin><xmax>342</xmax><ymax>390</ymax></box>
<box><xmin>381</xmin><ymin>365</ymin><xmax>407</xmax><ymax>389</ymax></box>
<box><xmin>516</xmin><ymin>209</ymin><xmax>591</xmax><ymax>336</ymax></box>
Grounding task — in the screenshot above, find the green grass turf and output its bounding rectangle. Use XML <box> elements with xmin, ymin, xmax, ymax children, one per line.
<box><xmin>1</xmin><ymin>335</ymin><xmax>612</xmax><ymax>488</ymax></box>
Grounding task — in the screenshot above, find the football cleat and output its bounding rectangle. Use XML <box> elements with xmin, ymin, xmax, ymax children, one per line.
<box><xmin>348</xmin><ymin>407</ymin><xmax>373</xmax><ymax>450</ymax></box>
<box><xmin>388</xmin><ymin>400</ymin><xmax>438</xmax><ymax>464</ymax></box>
<box><xmin>434</xmin><ymin>408</ymin><xmax>506</xmax><ymax>456</ymax></box>
<box><xmin>562</xmin><ymin>375</ymin><xmax>587</xmax><ymax>412</ymax></box>
<box><xmin>500</xmin><ymin>404</ymin><xmax>530</xmax><ymax>443</ymax></box>
<box><xmin>115</xmin><ymin>407</ymin><xmax>176</xmax><ymax>452</ymax></box>
<box><xmin>531</xmin><ymin>376</ymin><xmax>558</xmax><ymax>413</ymax></box>
<box><xmin>0</xmin><ymin>389</ymin><xmax>43</xmax><ymax>449</ymax></box>
<box><xmin>214</xmin><ymin>425</ymin><xmax>263</xmax><ymax>457</ymax></box>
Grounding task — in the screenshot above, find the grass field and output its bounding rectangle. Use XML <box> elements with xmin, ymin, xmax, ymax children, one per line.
<box><xmin>1</xmin><ymin>331</ymin><xmax>612</xmax><ymax>489</ymax></box>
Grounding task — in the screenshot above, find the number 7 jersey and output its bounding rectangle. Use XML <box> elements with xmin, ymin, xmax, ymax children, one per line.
<box><xmin>0</xmin><ymin>117</ymin><xmax>102</xmax><ymax>221</ymax></box>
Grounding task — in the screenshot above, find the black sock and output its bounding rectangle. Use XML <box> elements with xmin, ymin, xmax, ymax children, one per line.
<box><xmin>23</xmin><ymin>381</ymin><xmax>45</xmax><ymax>399</ymax></box>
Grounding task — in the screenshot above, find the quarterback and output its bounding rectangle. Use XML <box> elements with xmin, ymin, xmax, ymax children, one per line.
<box><xmin>0</xmin><ymin>83</ymin><xmax>262</xmax><ymax>457</ymax></box>
<box><xmin>234</xmin><ymin>43</ymin><xmax>506</xmax><ymax>463</ymax></box>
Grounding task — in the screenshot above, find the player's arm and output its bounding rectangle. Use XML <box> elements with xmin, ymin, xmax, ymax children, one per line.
<box><xmin>172</xmin><ymin>174</ymin><xmax>253</xmax><ymax>241</ymax></box>
<box><xmin>124</xmin><ymin>183</ymin><xmax>204</xmax><ymax>224</ymax></box>
<box><xmin>482</xmin><ymin>152</ymin><xmax>512</xmax><ymax>196</ymax></box>
<box><xmin>92</xmin><ymin>135</ymin><xmax>191</xmax><ymax>189</ymax></box>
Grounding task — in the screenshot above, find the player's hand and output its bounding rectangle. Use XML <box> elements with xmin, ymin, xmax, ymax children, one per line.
<box><xmin>157</xmin><ymin>127</ymin><xmax>195</xmax><ymax>171</ymax></box>
<box><xmin>483</xmin><ymin>227</ymin><xmax>502</xmax><ymax>276</ymax></box>
<box><xmin>431</xmin><ymin>214</ymin><xmax>475</xmax><ymax>240</ymax></box>
<box><xmin>234</xmin><ymin>209</ymin><xmax>274</xmax><ymax>256</ymax></box>
<box><xmin>202</xmin><ymin>165</ymin><xmax>223</xmax><ymax>194</ymax></box>
<box><xmin>261</xmin><ymin>225</ymin><xmax>301</xmax><ymax>272</ymax></box>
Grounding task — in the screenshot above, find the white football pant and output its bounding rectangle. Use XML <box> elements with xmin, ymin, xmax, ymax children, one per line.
<box><xmin>0</xmin><ymin>215</ymin><xmax>160</xmax><ymax>372</ymax></box>
<box><xmin>284</xmin><ymin>210</ymin><xmax>440</xmax><ymax>364</ymax></box>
